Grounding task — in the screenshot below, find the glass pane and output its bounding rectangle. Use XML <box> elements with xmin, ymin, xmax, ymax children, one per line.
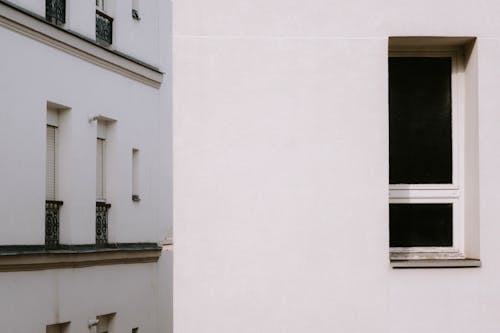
<box><xmin>389</xmin><ymin>203</ymin><xmax>453</xmax><ymax>247</ymax></box>
<box><xmin>389</xmin><ymin>57</ymin><xmax>452</xmax><ymax>184</ymax></box>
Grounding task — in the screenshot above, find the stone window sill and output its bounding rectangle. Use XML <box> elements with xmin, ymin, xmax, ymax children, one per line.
<box><xmin>391</xmin><ymin>259</ymin><xmax>481</xmax><ymax>268</ymax></box>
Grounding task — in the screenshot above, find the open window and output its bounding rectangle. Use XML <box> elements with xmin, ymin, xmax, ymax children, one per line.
<box><xmin>388</xmin><ymin>37</ymin><xmax>480</xmax><ymax>266</ymax></box>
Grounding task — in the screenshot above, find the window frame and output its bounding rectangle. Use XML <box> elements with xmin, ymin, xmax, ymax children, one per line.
<box><xmin>388</xmin><ymin>47</ymin><xmax>466</xmax><ymax>260</ymax></box>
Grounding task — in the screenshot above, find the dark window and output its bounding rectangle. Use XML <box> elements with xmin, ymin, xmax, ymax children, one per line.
<box><xmin>389</xmin><ymin>57</ymin><xmax>452</xmax><ymax>184</ymax></box>
<box><xmin>390</xmin><ymin>203</ymin><xmax>453</xmax><ymax>247</ymax></box>
<box><xmin>388</xmin><ymin>52</ymin><xmax>459</xmax><ymax>253</ymax></box>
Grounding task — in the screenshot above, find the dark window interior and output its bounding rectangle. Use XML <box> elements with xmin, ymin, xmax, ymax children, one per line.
<box><xmin>390</xmin><ymin>203</ymin><xmax>453</xmax><ymax>247</ymax></box>
<box><xmin>389</xmin><ymin>57</ymin><xmax>452</xmax><ymax>184</ymax></box>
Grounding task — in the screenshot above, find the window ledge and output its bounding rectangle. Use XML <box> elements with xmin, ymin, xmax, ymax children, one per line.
<box><xmin>0</xmin><ymin>243</ymin><xmax>162</xmax><ymax>272</ymax></box>
<box><xmin>391</xmin><ymin>259</ymin><xmax>481</xmax><ymax>268</ymax></box>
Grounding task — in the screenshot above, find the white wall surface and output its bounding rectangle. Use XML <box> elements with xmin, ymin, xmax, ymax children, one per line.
<box><xmin>173</xmin><ymin>1</ymin><xmax>500</xmax><ymax>332</ymax></box>
<box><xmin>113</xmin><ymin>0</ymin><xmax>161</xmax><ymax>67</ymax></box>
<box><xmin>66</xmin><ymin>0</ymin><xmax>94</xmax><ymax>38</ymax></box>
<box><xmin>0</xmin><ymin>24</ymin><xmax>164</xmax><ymax>244</ymax></box>
<box><xmin>11</xmin><ymin>0</ymin><xmax>44</xmax><ymax>16</ymax></box>
<box><xmin>0</xmin><ymin>263</ymin><xmax>159</xmax><ymax>332</ymax></box>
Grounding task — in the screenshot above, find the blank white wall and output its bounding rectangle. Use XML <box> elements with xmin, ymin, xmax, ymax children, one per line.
<box><xmin>173</xmin><ymin>1</ymin><xmax>500</xmax><ymax>332</ymax></box>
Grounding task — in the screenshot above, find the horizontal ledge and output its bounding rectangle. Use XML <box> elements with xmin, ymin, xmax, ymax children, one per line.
<box><xmin>0</xmin><ymin>243</ymin><xmax>162</xmax><ymax>272</ymax></box>
<box><xmin>0</xmin><ymin>0</ymin><xmax>163</xmax><ymax>88</ymax></box>
<box><xmin>389</xmin><ymin>36</ymin><xmax>476</xmax><ymax>48</ymax></box>
<box><xmin>391</xmin><ymin>259</ymin><xmax>481</xmax><ymax>268</ymax></box>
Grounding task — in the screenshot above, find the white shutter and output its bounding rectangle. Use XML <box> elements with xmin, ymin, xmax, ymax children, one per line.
<box><xmin>96</xmin><ymin>138</ymin><xmax>105</xmax><ymax>200</ymax></box>
<box><xmin>132</xmin><ymin>148</ymin><xmax>139</xmax><ymax>195</ymax></box>
<box><xmin>46</xmin><ymin>125</ymin><xmax>56</xmax><ymax>200</ymax></box>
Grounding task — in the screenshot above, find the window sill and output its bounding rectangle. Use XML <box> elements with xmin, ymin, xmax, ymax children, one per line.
<box><xmin>0</xmin><ymin>243</ymin><xmax>162</xmax><ymax>272</ymax></box>
<box><xmin>391</xmin><ymin>259</ymin><xmax>481</xmax><ymax>268</ymax></box>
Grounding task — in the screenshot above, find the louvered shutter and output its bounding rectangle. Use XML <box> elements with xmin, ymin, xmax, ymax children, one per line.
<box><xmin>96</xmin><ymin>138</ymin><xmax>105</xmax><ymax>200</ymax></box>
<box><xmin>46</xmin><ymin>125</ymin><xmax>56</xmax><ymax>200</ymax></box>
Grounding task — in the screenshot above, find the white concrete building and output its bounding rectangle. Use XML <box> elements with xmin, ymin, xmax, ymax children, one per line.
<box><xmin>173</xmin><ymin>1</ymin><xmax>500</xmax><ymax>332</ymax></box>
<box><xmin>0</xmin><ymin>0</ymin><xmax>172</xmax><ymax>332</ymax></box>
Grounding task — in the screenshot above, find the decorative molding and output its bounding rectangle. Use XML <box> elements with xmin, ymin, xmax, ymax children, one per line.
<box><xmin>0</xmin><ymin>0</ymin><xmax>163</xmax><ymax>88</ymax></box>
<box><xmin>0</xmin><ymin>243</ymin><xmax>162</xmax><ymax>272</ymax></box>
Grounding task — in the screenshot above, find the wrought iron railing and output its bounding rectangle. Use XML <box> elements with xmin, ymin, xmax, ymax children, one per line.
<box><xmin>45</xmin><ymin>200</ymin><xmax>63</xmax><ymax>248</ymax></box>
<box><xmin>96</xmin><ymin>202</ymin><xmax>111</xmax><ymax>245</ymax></box>
<box><xmin>96</xmin><ymin>10</ymin><xmax>113</xmax><ymax>45</ymax></box>
<box><xmin>45</xmin><ymin>0</ymin><xmax>65</xmax><ymax>26</ymax></box>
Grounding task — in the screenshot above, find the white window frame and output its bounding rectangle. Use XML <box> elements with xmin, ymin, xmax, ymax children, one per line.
<box><xmin>389</xmin><ymin>47</ymin><xmax>465</xmax><ymax>260</ymax></box>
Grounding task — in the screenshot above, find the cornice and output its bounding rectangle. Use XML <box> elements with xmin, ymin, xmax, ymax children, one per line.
<box><xmin>0</xmin><ymin>243</ymin><xmax>163</xmax><ymax>272</ymax></box>
<box><xmin>0</xmin><ymin>0</ymin><xmax>163</xmax><ymax>88</ymax></box>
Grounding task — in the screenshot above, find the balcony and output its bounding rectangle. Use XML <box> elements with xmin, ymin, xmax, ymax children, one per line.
<box><xmin>96</xmin><ymin>202</ymin><xmax>111</xmax><ymax>245</ymax></box>
<box><xmin>45</xmin><ymin>200</ymin><xmax>63</xmax><ymax>248</ymax></box>
<box><xmin>96</xmin><ymin>10</ymin><xmax>113</xmax><ymax>45</ymax></box>
<box><xmin>45</xmin><ymin>0</ymin><xmax>65</xmax><ymax>26</ymax></box>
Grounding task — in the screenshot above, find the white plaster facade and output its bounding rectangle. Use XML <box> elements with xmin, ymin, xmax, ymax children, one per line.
<box><xmin>0</xmin><ymin>0</ymin><xmax>172</xmax><ymax>332</ymax></box>
<box><xmin>173</xmin><ymin>1</ymin><xmax>500</xmax><ymax>332</ymax></box>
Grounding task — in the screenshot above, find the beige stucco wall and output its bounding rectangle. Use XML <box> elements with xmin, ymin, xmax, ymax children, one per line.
<box><xmin>173</xmin><ymin>1</ymin><xmax>500</xmax><ymax>332</ymax></box>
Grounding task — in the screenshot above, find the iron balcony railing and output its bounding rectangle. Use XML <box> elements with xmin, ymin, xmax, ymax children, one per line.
<box><xmin>45</xmin><ymin>200</ymin><xmax>63</xmax><ymax>248</ymax></box>
<box><xmin>45</xmin><ymin>0</ymin><xmax>65</xmax><ymax>26</ymax></box>
<box><xmin>96</xmin><ymin>10</ymin><xmax>113</xmax><ymax>45</ymax></box>
<box><xmin>96</xmin><ymin>202</ymin><xmax>111</xmax><ymax>245</ymax></box>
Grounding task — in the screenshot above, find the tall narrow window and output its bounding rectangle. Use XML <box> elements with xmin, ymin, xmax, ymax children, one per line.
<box><xmin>96</xmin><ymin>120</ymin><xmax>111</xmax><ymax>245</ymax></box>
<box><xmin>46</xmin><ymin>109</ymin><xmax>63</xmax><ymax>248</ymax></box>
<box><xmin>96</xmin><ymin>138</ymin><xmax>106</xmax><ymax>201</ymax></box>
<box><xmin>46</xmin><ymin>125</ymin><xmax>57</xmax><ymax>201</ymax></box>
<box><xmin>389</xmin><ymin>47</ymin><xmax>464</xmax><ymax>260</ymax></box>
<box><xmin>132</xmin><ymin>148</ymin><xmax>140</xmax><ymax>201</ymax></box>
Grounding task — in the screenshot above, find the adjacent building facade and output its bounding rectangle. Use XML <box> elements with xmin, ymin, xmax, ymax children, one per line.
<box><xmin>173</xmin><ymin>1</ymin><xmax>500</xmax><ymax>332</ymax></box>
<box><xmin>0</xmin><ymin>0</ymin><xmax>172</xmax><ymax>332</ymax></box>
